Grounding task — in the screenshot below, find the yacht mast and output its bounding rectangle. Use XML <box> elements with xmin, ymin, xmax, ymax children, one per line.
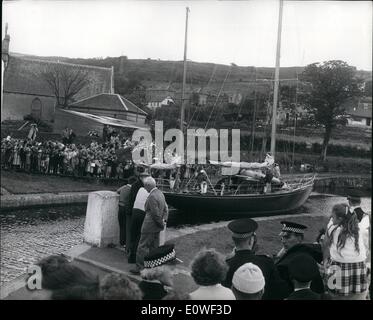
<box><xmin>180</xmin><ymin>7</ymin><xmax>190</xmax><ymax>133</ymax></box>
<box><xmin>270</xmin><ymin>0</ymin><xmax>284</xmax><ymax>158</ymax></box>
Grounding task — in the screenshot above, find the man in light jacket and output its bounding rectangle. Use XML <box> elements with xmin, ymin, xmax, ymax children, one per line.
<box><xmin>131</xmin><ymin>177</ymin><xmax>169</xmax><ymax>274</ymax></box>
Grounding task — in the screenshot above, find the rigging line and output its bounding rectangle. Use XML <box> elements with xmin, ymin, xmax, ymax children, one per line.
<box><xmin>167</xmin><ymin>60</ymin><xmax>178</xmax><ymax>88</ymax></box>
<box><xmin>207</xmin><ymin>66</ymin><xmax>232</xmax><ymax>130</ymax></box>
<box><xmin>250</xmin><ymin>68</ymin><xmax>258</xmax><ymax>157</ymax></box>
<box><xmin>292</xmin><ymin>73</ymin><xmax>299</xmax><ymax>168</ymax></box>
<box><xmin>186</xmin><ymin>64</ymin><xmax>218</xmax><ymax>129</ymax></box>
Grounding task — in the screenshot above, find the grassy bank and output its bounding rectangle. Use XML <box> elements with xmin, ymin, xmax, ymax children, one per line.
<box><xmin>0</xmin><ymin>170</ymin><xmax>118</xmax><ymax>194</ymax></box>
<box><xmin>169</xmin><ymin>215</ymin><xmax>329</xmax><ymax>266</ymax></box>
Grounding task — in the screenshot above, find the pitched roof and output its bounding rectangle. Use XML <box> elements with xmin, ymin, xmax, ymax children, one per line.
<box><xmin>343</xmin><ymin>97</ymin><xmax>372</xmax><ymax>119</ymax></box>
<box><xmin>59</xmin><ymin>109</ymin><xmax>149</xmax><ymax>130</ymax></box>
<box><xmin>3</xmin><ymin>55</ymin><xmax>112</xmax><ymax>98</ymax></box>
<box><xmin>69</xmin><ymin>93</ymin><xmax>147</xmax><ymax>116</ymax></box>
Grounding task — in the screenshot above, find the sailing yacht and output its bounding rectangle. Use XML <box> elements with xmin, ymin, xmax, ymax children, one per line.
<box><xmin>148</xmin><ymin>2</ymin><xmax>315</xmax><ymax>215</ymax></box>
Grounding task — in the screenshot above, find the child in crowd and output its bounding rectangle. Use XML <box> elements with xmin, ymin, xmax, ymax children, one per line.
<box><xmin>323</xmin><ymin>203</ymin><xmax>368</xmax><ymax>300</ymax></box>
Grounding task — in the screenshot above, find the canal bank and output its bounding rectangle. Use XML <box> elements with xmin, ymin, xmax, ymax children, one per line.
<box><xmin>1</xmin><ymin>212</ymin><xmax>328</xmax><ymax>300</ymax></box>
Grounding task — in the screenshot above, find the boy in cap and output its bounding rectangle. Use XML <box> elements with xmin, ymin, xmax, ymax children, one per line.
<box><xmin>231</xmin><ymin>263</ymin><xmax>265</xmax><ymax>300</ymax></box>
<box><xmin>286</xmin><ymin>254</ymin><xmax>331</xmax><ymax>300</ymax></box>
<box><xmin>275</xmin><ymin>221</ymin><xmax>325</xmax><ymax>295</ymax></box>
<box><xmin>222</xmin><ymin>218</ymin><xmax>290</xmax><ymax>300</ymax></box>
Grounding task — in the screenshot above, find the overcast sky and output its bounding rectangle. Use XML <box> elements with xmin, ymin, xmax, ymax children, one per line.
<box><xmin>2</xmin><ymin>0</ymin><xmax>372</xmax><ymax>70</ymax></box>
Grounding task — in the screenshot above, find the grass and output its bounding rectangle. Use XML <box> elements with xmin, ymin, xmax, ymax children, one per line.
<box><xmin>169</xmin><ymin>215</ymin><xmax>329</xmax><ymax>267</ymax></box>
<box><xmin>0</xmin><ymin>170</ymin><xmax>119</xmax><ymax>194</ymax></box>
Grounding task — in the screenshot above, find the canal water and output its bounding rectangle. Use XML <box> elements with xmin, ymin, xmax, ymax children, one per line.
<box><xmin>0</xmin><ymin>195</ymin><xmax>371</xmax><ymax>286</ymax></box>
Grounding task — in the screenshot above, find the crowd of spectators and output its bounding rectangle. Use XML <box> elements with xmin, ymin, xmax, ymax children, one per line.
<box><xmin>1</xmin><ymin>135</ymin><xmax>136</xmax><ymax>179</ymax></box>
<box><xmin>27</xmin><ymin>194</ymin><xmax>370</xmax><ymax>300</ymax></box>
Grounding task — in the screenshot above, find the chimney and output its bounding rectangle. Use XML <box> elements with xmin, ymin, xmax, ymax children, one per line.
<box><xmin>2</xmin><ymin>23</ymin><xmax>10</xmax><ymax>68</ymax></box>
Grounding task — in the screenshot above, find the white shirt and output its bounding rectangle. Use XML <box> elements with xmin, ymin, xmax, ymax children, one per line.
<box><xmin>327</xmin><ymin>220</ymin><xmax>366</xmax><ymax>263</ymax></box>
<box><xmin>358</xmin><ymin>213</ymin><xmax>371</xmax><ymax>265</ymax></box>
<box><xmin>133</xmin><ymin>187</ymin><xmax>149</xmax><ymax>211</ymax></box>
<box><xmin>189</xmin><ymin>284</ymin><xmax>236</xmax><ymax>300</ymax></box>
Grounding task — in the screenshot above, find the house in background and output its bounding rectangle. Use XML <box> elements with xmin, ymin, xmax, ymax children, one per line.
<box><xmin>145</xmin><ymin>84</ymin><xmax>176</xmax><ymax>109</ymax></box>
<box><xmin>344</xmin><ymin>97</ymin><xmax>372</xmax><ymax>127</ymax></box>
<box><xmin>1</xmin><ymin>26</ymin><xmax>112</xmax><ymax>123</ymax></box>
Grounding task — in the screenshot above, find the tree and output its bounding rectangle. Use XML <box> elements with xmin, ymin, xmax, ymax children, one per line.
<box><xmin>300</xmin><ymin>60</ymin><xmax>364</xmax><ymax>160</ymax></box>
<box><xmin>40</xmin><ymin>63</ymin><xmax>91</xmax><ymax>108</ymax></box>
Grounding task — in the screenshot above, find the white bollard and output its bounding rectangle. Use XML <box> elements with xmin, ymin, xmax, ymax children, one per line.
<box><xmin>84</xmin><ymin>191</ymin><xmax>119</xmax><ymax>248</ymax></box>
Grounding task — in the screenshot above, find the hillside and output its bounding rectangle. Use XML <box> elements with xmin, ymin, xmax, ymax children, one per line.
<box><xmin>11</xmin><ymin>52</ymin><xmax>372</xmax><ymax>92</ymax></box>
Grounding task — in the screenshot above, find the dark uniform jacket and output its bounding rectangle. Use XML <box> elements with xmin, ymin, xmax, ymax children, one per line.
<box><xmin>222</xmin><ymin>249</ymin><xmax>291</xmax><ymax>300</ymax></box>
<box><xmin>353</xmin><ymin>207</ymin><xmax>367</xmax><ymax>222</ymax></box>
<box><xmin>286</xmin><ymin>289</ymin><xmax>322</xmax><ymax>300</ymax></box>
<box><xmin>275</xmin><ymin>243</ymin><xmax>325</xmax><ymax>295</ymax></box>
<box><xmin>138</xmin><ymin>280</ymin><xmax>168</xmax><ymax>300</ymax></box>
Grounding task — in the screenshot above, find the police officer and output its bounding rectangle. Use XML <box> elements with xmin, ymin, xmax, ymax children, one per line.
<box><xmin>222</xmin><ymin>218</ymin><xmax>290</xmax><ymax>300</ymax></box>
<box><xmin>275</xmin><ymin>221</ymin><xmax>324</xmax><ymax>295</ymax></box>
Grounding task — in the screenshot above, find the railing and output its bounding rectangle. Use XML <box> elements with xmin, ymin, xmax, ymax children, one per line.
<box><xmin>155</xmin><ymin>173</ymin><xmax>315</xmax><ymax>196</ymax></box>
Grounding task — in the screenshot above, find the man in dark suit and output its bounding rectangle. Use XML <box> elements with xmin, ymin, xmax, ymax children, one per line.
<box><xmin>286</xmin><ymin>254</ymin><xmax>328</xmax><ymax>300</ymax></box>
<box><xmin>131</xmin><ymin>177</ymin><xmax>169</xmax><ymax>274</ymax></box>
<box><xmin>222</xmin><ymin>218</ymin><xmax>290</xmax><ymax>300</ymax></box>
<box><xmin>274</xmin><ymin>221</ymin><xmax>325</xmax><ymax>295</ymax></box>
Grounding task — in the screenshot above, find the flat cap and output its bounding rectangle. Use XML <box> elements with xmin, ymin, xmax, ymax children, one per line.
<box><xmin>288</xmin><ymin>254</ymin><xmax>319</xmax><ymax>282</ymax></box>
<box><xmin>347</xmin><ymin>189</ymin><xmax>362</xmax><ymax>202</ymax></box>
<box><xmin>279</xmin><ymin>221</ymin><xmax>307</xmax><ymax>236</ymax></box>
<box><xmin>228</xmin><ymin>218</ymin><xmax>258</xmax><ymax>239</ymax></box>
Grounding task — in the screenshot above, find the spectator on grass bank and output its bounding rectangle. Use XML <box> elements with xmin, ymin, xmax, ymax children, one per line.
<box><xmin>99</xmin><ymin>273</ymin><xmax>142</xmax><ymax>300</ymax></box>
<box><xmin>189</xmin><ymin>249</ymin><xmax>235</xmax><ymax>300</ymax></box>
<box><xmin>28</xmin><ymin>123</ymin><xmax>38</xmax><ymax>141</ymax></box>
<box><xmin>231</xmin><ymin>263</ymin><xmax>265</xmax><ymax>300</ymax></box>
<box><xmin>222</xmin><ymin>218</ymin><xmax>290</xmax><ymax>300</ymax></box>
<box><xmin>274</xmin><ymin>221</ymin><xmax>325</xmax><ymax>296</ymax></box>
<box><xmin>131</xmin><ymin>177</ymin><xmax>169</xmax><ymax>274</ymax></box>
<box><xmin>323</xmin><ymin>203</ymin><xmax>368</xmax><ymax>300</ymax></box>
<box><xmin>139</xmin><ymin>244</ymin><xmax>184</xmax><ymax>300</ymax></box>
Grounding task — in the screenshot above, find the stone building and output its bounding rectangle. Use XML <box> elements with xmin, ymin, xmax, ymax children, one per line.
<box><xmin>1</xmin><ymin>26</ymin><xmax>112</xmax><ymax>123</ymax></box>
